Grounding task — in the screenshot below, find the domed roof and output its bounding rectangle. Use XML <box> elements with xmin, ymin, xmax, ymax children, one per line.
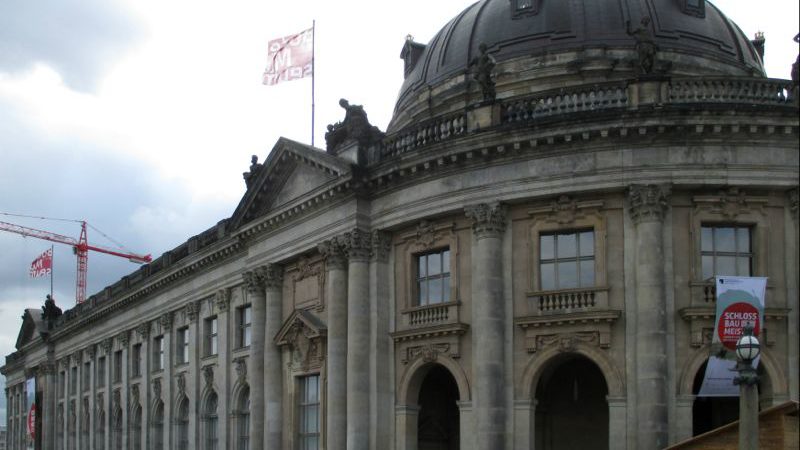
<box><xmin>389</xmin><ymin>0</ymin><xmax>764</xmax><ymax>131</ymax></box>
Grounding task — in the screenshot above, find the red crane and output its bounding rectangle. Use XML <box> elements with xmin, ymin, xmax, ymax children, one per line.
<box><xmin>0</xmin><ymin>219</ymin><xmax>152</xmax><ymax>304</ymax></box>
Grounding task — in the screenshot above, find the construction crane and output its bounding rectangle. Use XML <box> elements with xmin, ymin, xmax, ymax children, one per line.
<box><xmin>0</xmin><ymin>218</ymin><xmax>152</xmax><ymax>304</ymax></box>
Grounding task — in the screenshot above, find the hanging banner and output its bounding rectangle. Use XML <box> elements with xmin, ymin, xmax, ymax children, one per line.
<box><xmin>698</xmin><ymin>276</ymin><xmax>766</xmax><ymax>397</ymax></box>
<box><xmin>29</xmin><ymin>248</ymin><xmax>53</xmax><ymax>278</ymax></box>
<box><xmin>26</xmin><ymin>377</ymin><xmax>36</xmax><ymax>450</ymax></box>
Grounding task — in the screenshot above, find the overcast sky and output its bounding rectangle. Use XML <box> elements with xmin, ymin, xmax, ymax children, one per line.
<box><xmin>0</xmin><ymin>0</ymin><xmax>797</xmax><ymax>419</ymax></box>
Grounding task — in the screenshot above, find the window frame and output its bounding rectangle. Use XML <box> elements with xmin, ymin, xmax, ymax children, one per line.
<box><xmin>152</xmin><ymin>336</ymin><xmax>164</xmax><ymax>372</ymax></box>
<box><xmin>297</xmin><ymin>374</ymin><xmax>321</xmax><ymax>450</ymax></box>
<box><xmin>538</xmin><ymin>228</ymin><xmax>596</xmax><ymax>291</ymax></box>
<box><xmin>237</xmin><ymin>305</ymin><xmax>252</xmax><ymax>349</ymax></box>
<box><xmin>699</xmin><ymin>224</ymin><xmax>754</xmax><ymax>279</ymax></box>
<box><xmin>131</xmin><ymin>343</ymin><xmax>142</xmax><ymax>378</ymax></box>
<box><xmin>414</xmin><ymin>247</ymin><xmax>452</xmax><ymax>306</ymax></box>
<box><xmin>176</xmin><ymin>327</ymin><xmax>190</xmax><ymax>366</ymax></box>
<box><xmin>97</xmin><ymin>357</ymin><xmax>106</xmax><ymax>388</ymax></box>
<box><xmin>113</xmin><ymin>350</ymin><xmax>123</xmax><ymax>384</ymax></box>
<box><xmin>204</xmin><ymin>316</ymin><xmax>218</xmax><ymax>357</ymax></box>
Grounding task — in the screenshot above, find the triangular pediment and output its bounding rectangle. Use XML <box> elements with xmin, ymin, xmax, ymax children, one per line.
<box><xmin>15</xmin><ymin>308</ymin><xmax>46</xmax><ymax>350</ymax></box>
<box><xmin>274</xmin><ymin>309</ymin><xmax>327</xmax><ymax>346</ymax></box>
<box><xmin>229</xmin><ymin>137</ymin><xmax>351</xmax><ymax>231</ymax></box>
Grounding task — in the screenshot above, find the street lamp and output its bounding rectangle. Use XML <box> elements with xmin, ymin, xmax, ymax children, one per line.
<box><xmin>734</xmin><ymin>324</ymin><xmax>760</xmax><ymax>450</ymax></box>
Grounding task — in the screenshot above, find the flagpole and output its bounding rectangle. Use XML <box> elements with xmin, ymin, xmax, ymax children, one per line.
<box><xmin>50</xmin><ymin>244</ymin><xmax>54</xmax><ymax>299</ymax></box>
<box><xmin>311</xmin><ymin>20</ymin><xmax>316</xmax><ymax>147</ymax></box>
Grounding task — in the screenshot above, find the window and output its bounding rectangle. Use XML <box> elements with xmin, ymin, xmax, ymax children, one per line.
<box><xmin>204</xmin><ymin>391</ymin><xmax>219</xmax><ymax>450</ymax></box>
<box><xmin>237</xmin><ymin>387</ymin><xmax>250</xmax><ymax>450</ymax></box>
<box><xmin>95</xmin><ymin>408</ymin><xmax>105</xmax><ymax>450</ymax></box>
<box><xmin>517</xmin><ymin>0</ymin><xmax>532</xmax><ymax>9</ymax></box>
<box><xmin>152</xmin><ymin>400</ymin><xmax>164</xmax><ymax>450</ymax></box>
<box><xmin>298</xmin><ymin>375</ymin><xmax>320</xmax><ymax>450</ymax></box>
<box><xmin>204</xmin><ymin>317</ymin><xmax>218</xmax><ymax>357</ymax></box>
<box><xmin>59</xmin><ymin>371</ymin><xmax>66</xmax><ymax>397</ymax></box>
<box><xmin>97</xmin><ymin>357</ymin><xmax>106</xmax><ymax>388</ymax></box>
<box><xmin>701</xmin><ymin>225</ymin><xmax>752</xmax><ymax>279</ymax></box>
<box><xmin>176</xmin><ymin>327</ymin><xmax>189</xmax><ymax>365</ymax></box>
<box><xmin>539</xmin><ymin>230</ymin><xmax>595</xmax><ymax>290</ymax></box>
<box><xmin>416</xmin><ymin>249</ymin><xmax>451</xmax><ymax>306</ymax></box>
<box><xmin>175</xmin><ymin>397</ymin><xmax>189</xmax><ymax>450</ymax></box>
<box><xmin>70</xmin><ymin>366</ymin><xmax>77</xmax><ymax>394</ymax></box>
<box><xmin>83</xmin><ymin>362</ymin><xmax>91</xmax><ymax>391</ymax></box>
<box><xmin>113</xmin><ymin>404</ymin><xmax>123</xmax><ymax>450</ymax></box>
<box><xmin>237</xmin><ymin>306</ymin><xmax>252</xmax><ymax>348</ymax></box>
<box><xmin>132</xmin><ymin>344</ymin><xmax>142</xmax><ymax>377</ymax></box>
<box><xmin>113</xmin><ymin>350</ymin><xmax>123</xmax><ymax>383</ymax></box>
<box><xmin>152</xmin><ymin>336</ymin><xmax>164</xmax><ymax>371</ymax></box>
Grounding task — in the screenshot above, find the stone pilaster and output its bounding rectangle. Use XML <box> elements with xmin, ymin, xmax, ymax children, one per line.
<box><xmin>243</xmin><ymin>267</ymin><xmax>267</xmax><ymax>450</ymax></box>
<box><xmin>136</xmin><ymin>323</ymin><xmax>150</xmax><ymax>450</ymax></box>
<box><xmin>263</xmin><ymin>264</ymin><xmax>285</xmax><ymax>449</ymax></box>
<box><xmin>340</xmin><ymin>228</ymin><xmax>372</xmax><ymax>450</ymax></box>
<box><xmin>214</xmin><ymin>289</ymin><xmax>230</xmax><ymax>449</ymax></box>
<box><xmin>40</xmin><ymin>361</ymin><xmax>57</xmax><ymax>450</ymax></box>
<box><xmin>787</xmin><ymin>188</ymin><xmax>799</xmax><ymax>401</ymax></box>
<box><xmin>628</xmin><ymin>184</ymin><xmax>670</xmax><ymax>449</ymax></box>
<box><xmin>319</xmin><ymin>237</ymin><xmax>348</xmax><ymax>450</ymax></box>
<box><xmin>465</xmin><ymin>202</ymin><xmax>507</xmax><ymax>450</ymax></box>
<box><xmin>159</xmin><ymin>314</ymin><xmax>173</xmax><ymax>448</ymax></box>
<box><xmin>369</xmin><ymin>231</ymin><xmax>392</xmax><ymax>449</ymax></box>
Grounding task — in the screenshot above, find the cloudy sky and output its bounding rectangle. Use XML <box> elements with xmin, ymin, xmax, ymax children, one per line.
<box><xmin>0</xmin><ymin>0</ymin><xmax>797</xmax><ymax>418</ymax></box>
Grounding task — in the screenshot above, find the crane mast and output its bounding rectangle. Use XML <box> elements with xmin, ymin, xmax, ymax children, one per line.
<box><xmin>0</xmin><ymin>219</ymin><xmax>152</xmax><ymax>304</ymax></box>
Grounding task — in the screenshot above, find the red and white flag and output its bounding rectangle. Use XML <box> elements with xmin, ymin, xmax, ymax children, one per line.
<box><xmin>262</xmin><ymin>27</ymin><xmax>313</xmax><ymax>86</ymax></box>
<box><xmin>29</xmin><ymin>248</ymin><xmax>53</xmax><ymax>278</ymax></box>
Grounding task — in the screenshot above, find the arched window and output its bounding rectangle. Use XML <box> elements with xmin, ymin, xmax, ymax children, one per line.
<box><xmin>151</xmin><ymin>400</ymin><xmax>164</xmax><ymax>450</ymax></box>
<box><xmin>112</xmin><ymin>405</ymin><xmax>123</xmax><ymax>450</ymax></box>
<box><xmin>175</xmin><ymin>396</ymin><xmax>189</xmax><ymax>450</ymax></box>
<box><xmin>204</xmin><ymin>391</ymin><xmax>219</xmax><ymax>450</ymax></box>
<box><xmin>56</xmin><ymin>403</ymin><xmax>64</xmax><ymax>448</ymax></box>
<box><xmin>95</xmin><ymin>408</ymin><xmax>105</xmax><ymax>450</ymax></box>
<box><xmin>236</xmin><ymin>386</ymin><xmax>250</xmax><ymax>450</ymax></box>
<box><xmin>130</xmin><ymin>405</ymin><xmax>142</xmax><ymax>450</ymax></box>
<box><xmin>81</xmin><ymin>398</ymin><xmax>91</xmax><ymax>446</ymax></box>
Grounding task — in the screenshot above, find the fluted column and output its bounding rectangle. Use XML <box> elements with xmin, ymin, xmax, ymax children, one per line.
<box><xmin>243</xmin><ymin>268</ymin><xmax>267</xmax><ymax>450</ymax></box>
<box><xmin>465</xmin><ymin>202</ymin><xmax>507</xmax><ymax>450</ymax></box>
<box><xmin>319</xmin><ymin>238</ymin><xmax>348</xmax><ymax>450</ymax></box>
<box><xmin>628</xmin><ymin>184</ymin><xmax>670</xmax><ymax>449</ymax></box>
<box><xmin>263</xmin><ymin>264</ymin><xmax>285</xmax><ymax>449</ymax></box>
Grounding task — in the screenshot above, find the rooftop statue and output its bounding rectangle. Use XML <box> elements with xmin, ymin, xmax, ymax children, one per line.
<box><xmin>627</xmin><ymin>17</ymin><xmax>658</xmax><ymax>75</ymax></box>
<box><xmin>470</xmin><ymin>43</ymin><xmax>497</xmax><ymax>102</ymax></box>
<box><xmin>325</xmin><ymin>98</ymin><xmax>384</xmax><ymax>153</ymax></box>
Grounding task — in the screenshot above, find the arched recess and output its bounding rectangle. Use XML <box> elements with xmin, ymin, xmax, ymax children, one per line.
<box><xmin>520</xmin><ymin>342</ymin><xmax>624</xmax><ymax>399</ymax></box>
<box><xmin>398</xmin><ymin>355</ymin><xmax>471</xmax><ymax>405</ymax></box>
<box><xmin>231</xmin><ymin>382</ymin><xmax>250</xmax><ymax>450</ymax></box>
<box><xmin>201</xmin><ymin>390</ymin><xmax>219</xmax><ymax>450</ymax></box>
<box><xmin>678</xmin><ymin>345</ymin><xmax>787</xmax><ymax>398</ymax></box>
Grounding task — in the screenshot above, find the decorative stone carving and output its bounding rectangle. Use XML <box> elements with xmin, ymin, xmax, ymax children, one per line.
<box><xmin>113</xmin><ymin>389</ymin><xmax>121</xmax><ymax>411</ymax></box>
<box><xmin>531</xmin><ymin>332</ymin><xmax>601</xmax><ymax>353</ymax></box>
<box><xmin>202</xmin><ymin>366</ymin><xmax>214</xmax><ymax>388</ymax></box>
<box><xmin>465</xmin><ymin>202</ymin><xmax>507</xmax><ymax>238</ymax></box>
<box><xmin>96</xmin><ymin>392</ymin><xmax>104</xmax><ymax>412</ymax></box>
<box><xmin>38</xmin><ymin>362</ymin><xmax>56</xmax><ymax>376</ymax></box>
<box><xmin>60</xmin><ymin>358</ymin><xmax>70</xmax><ymax>370</ymax></box>
<box><xmin>404</xmin><ymin>343</ymin><xmax>452</xmax><ymax>364</ymax></box>
<box><xmin>131</xmin><ymin>384</ymin><xmax>140</xmax><ymax>405</ymax></box>
<box><xmin>691</xmin><ymin>188</ymin><xmax>768</xmax><ymax>219</ymax></box>
<box><xmin>152</xmin><ymin>379</ymin><xmax>161</xmax><ymax>399</ymax></box>
<box><xmin>338</xmin><ymin>228</ymin><xmax>372</xmax><ymax>261</ymax></box>
<box><xmin>243</xmin><ymin>155</ymin><xmax>263</xmax><ymax>189</ymax></box>
<box><xmin>243</xmin><ymin>268</ymin><xmax>267</xmax><ymax>295</ymax></box>
<box><xmin>186</xmin><ymin>300</ymin><xmax>201</xmax><ymax>322</ymax></box>
<box><xmin>159</xmin><ymin>313</ymin><xmax>173</xmax><ymax>331</ymax></box>
<box><xmin>86</xmin><ymin>345</ymin><xmax>97</xmax><ymax>359</ymax></box>
<box><xmin>371</xmin><ymin>230</ymin><xmax>391</xmax><ymax>262</ymax></box>
<box><xmin>118</xmin><ymin>330</ymin><xmax>130</xmax><ymax>347</ymax></box>
<box><xmin>263</xmin><ymin>263</ymin><xmax>284</xmax><ymax>290</ymax></box>
<box><xmin>516</xmin><ymin>310</ymin><xmax>619</xmax><ymax>353</ymax></box>
<box><xmin>469</xmin><ymin>42</ymin><xmax>496</xmax><ymax>102</ymax></box>
<box><xmin>215</xmin><ymin>288</ymin><xmax>231</xmax><ymax>311</ymax></box>
<box><xmin>233</xmin><ymin>358</ymin><xmax>247</xmax><ymax>383</ymax></box>
<box><xmin>789</xmin><ymin>188</ymin><xmax>799</xmax><ymax>222</ymax></box>
<box><xmin>628</xmin><ymin>185</ymin><xmax>669</xmax><ymax>224</ymax></box>
<box><xmin>72</xmin><ymin>351</ymin><xmax>82</xmax><ymax>365</ymax></box>
<box><xmin>318</xmin><ymin>239</ymin><xmax>347</xmax><ymax>270</ymax></box>
<box><xmin>41</xmin><ymin>294</ymin><xmax>63</xmax><ymax>326</ymax></box>
<box><xmin>136</xmin><ymin>322</ymin><xmax>150</xmax><ymax>340</ymax></box>
<box><xmin>290</xmin><ymin>257</ymin><xmax>325</xmax><ymax>311</ymax></box>
<box><xmin>413</xmin><ymin>220</ymin><xmax>438</xmax><ymax>250</ymax></box>
<box><xmin>294</xmin><ymin>257</ymin><xmax>317</xmax><ymax>281</ymax></box>
<box><xmin>176</xmin><ymin>373</ymin><xmax>186</xmax><ymax>395</ymax></box>
<box><xmin>625</xmin><ymin>17</ymin><xmax>670</xmax><ymax>75</ymax></box>
<box><xmin>324</xmin><ymin>98</ymin><xmax>385</xmax><ymax>154</ymax></box>
<box><xmin>275</xmin><ymin>310</ymin><xmax>327</xmax><ymax>373</ymax></box>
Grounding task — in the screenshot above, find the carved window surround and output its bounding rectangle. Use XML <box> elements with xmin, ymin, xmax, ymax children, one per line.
<box><xmin>390</xmin><ymin>323</ymin><xmax>468</xmax><ymax>365</ymax></box>
<box><xmin>679</xmin><ymin>307</ymin><xmax>789</xmax><ymax>347</ymax></box>
<box><xmin>689</xmin><ymin>189</ymin><xmax>770</xmax><ymax>307</ymax></box>
<box><xmin>274</xmin><ymin>309</ymin><xmax>327</xmax><ymax>375</ymax></box>
<box><xmin>515</xmin><ymin>310</ymin><xmax>620</xmax><ymax>353</ymax></box>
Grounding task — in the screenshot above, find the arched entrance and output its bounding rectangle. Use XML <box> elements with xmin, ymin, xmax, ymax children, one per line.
<box><xmin>535</xmin><ymin>355</ymin><xmax>609</xmax><ymax>450</ymax></box>
<box><xmin>418</xmin><ymin>365</ymin><xmax>460</xmax><ymax>450</ymax></box>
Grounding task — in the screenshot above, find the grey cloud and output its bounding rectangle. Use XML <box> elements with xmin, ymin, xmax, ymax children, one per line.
<box><xmin>0</xmin><ymin>0</ymin><xmax>145</xmax><ymax>92</ymax></box>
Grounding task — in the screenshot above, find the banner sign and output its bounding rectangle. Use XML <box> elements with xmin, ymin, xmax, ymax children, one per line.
<box><xmin>29</xmin><ymin>248</ymin><xmax>53</xmax><ymax>278</ymax></box>
<box><xmin>26</xmin><ymin>377</ymin><xmax>36</xmax><ymax>450</ymax></box>
<box><xmin>262</xmin><ymin>27</ymin><xmax>313</xmax><ymax>86</ymax></box>
<box><xmin>698</xmin><ymin>276</ymin><xmax>766</xmax><ymax>397</ymax></box>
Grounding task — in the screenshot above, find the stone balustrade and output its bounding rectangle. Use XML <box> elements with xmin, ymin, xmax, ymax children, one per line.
<box><xmin>402</xmin><ymin>301</ymin><xmax>459</xmax><ymax>328</ymax></box>
<box><xmin>668</xmin><ymin>77</ymin><xmax>794</xmax><ymax>106</ymax></box>
<box><xmin>529</xmin><ymin>287</ymin><xmax>609</xmax><ymax>315</ymax></box>
<box><xmin>381</xmin><ymin>113</ymin><xmax>466</xmax><ymax>158</ymax></box>
<box><xmin>502</xmin><ymin>83</ymin><xmax>628</xmax><ymax>124</ymax></box>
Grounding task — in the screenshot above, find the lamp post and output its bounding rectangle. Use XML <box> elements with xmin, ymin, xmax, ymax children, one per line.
<box><xmin>734</xmin><ymin>324</ymin><xmax>760</xmax><ymax>450</ymax></box>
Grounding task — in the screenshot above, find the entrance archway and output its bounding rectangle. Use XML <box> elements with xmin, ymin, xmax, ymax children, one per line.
<box><xmin>534</xmin><ymin>355</ymin><xmax>609</xmax><ymax>450</ymax></box>
<box><xmin>417</xmin><ymin>365</ymin><xmax>460</xmax><ymax>450</ymax></box>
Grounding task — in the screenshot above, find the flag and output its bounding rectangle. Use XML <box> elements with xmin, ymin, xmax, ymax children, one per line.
<box><xmin>29</xmin><ymin>248</ymin><xmax>53</xmax><ymax>278</ymax></box>
<box><xmin>263</xmin><ymin>27</ymin><xmax>313</xmax><ymax>86</ymax></box>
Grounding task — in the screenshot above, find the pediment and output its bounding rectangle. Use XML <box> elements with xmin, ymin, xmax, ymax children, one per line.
<box><xmin>15</xmin><ymin>308</ymin><xmax>46</xmax><ymax>350</ymax></box>
<box><xmin>274</xmin><ymin>309</ymin><xmax>327</xmax><ymax>346</ymax></box>
<box><xmin>229</xmin><ymin>137</ymin><xmax>351</xmax><ymax>231</ymax></box>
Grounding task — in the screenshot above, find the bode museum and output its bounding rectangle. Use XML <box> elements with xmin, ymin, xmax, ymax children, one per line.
<box><xmin>2</xmin><ymin>0</ymin><xmax>798</xmax><ymax>449</ymax></box>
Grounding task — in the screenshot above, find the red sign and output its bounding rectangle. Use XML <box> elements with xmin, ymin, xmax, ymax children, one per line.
<box><xmin>27</xmin><ymin>404</ymin><xmax>36</xmax><ymax>439</ymax></box>
<box><xmin>29</xmin><ymin>248</ymin><xmax>52</xmax><ymax>278</ymax></box>
<box><xmin>717</xmin><ymin>302</ymin><xmax>760</xmax><ymax>350</ymax></box>
<box><xmin>262</xmin><ymin>27</ymin><xmax>313</xmax><ymax>86</ymax></box>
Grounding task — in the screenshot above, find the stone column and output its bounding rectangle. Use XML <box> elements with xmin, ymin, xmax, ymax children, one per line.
<box><xmin>42</xmin><ymin>361</ymin><xmax>57</xmax><ymax>450</ymax></box>
<box><xmin>160</xmin><ymin>314</ymin><xmax>173</xmax><ymax>449</ymax></box>
<box><xmin>74</xmin><ymin>352</ymin><xmax>83</xmax><ymax>450</ymax></box>
<box><xmin>86</xmin><ymin>345</ymin><xmax>96</xmax><ymax>450</ymax></box>
<box><xmin>465</xmin><ymin>202</ymin><xmax>507</xmax><ymax>450</ymax></box>
<box><xmin>319</xmin><ymin>238</ymin><xmax>348</xmax><ymax>450</ymax></box>
<box><xmin>341</xmin><ymin>229</ymin><xmax>372</xmax><ymax>450</ymax></box>
<box><xmin>136</xmin><ymin>323</ymin><xmax>151</xmax><ymax>450</ymax></box>
<box><xmin>607</xmin><ymin>396</ymin><xmax>628</xmax><ymax>450</ymax></box>
<box><xmin>394</xmin><ymin>405</ymin><xmax>419</xmax><ymax>450</ymax></box>
<box><xmin>263</xmin><ymin>264</ymin><xmax>284</xmax><ymax>449</ymax></box>
<box><xmin>214</xmin><ymin>289</ymin><xmax>230</xmax><ymax>449</ymax></box>
<box><xmin>243</xmin><ymin>268</ymin><xmax>268</xmax><ymax>450</ymax></box>
<box><xmin>628</xmin><ymin>184</ymin><xmax>670</xmax><ymax>449</ymax></box>
<box><xmin>119</xmin><ymin>331</ymin><xmax>130</xmax><ymax>450</ymax></box>
<box><xmin>186</xmin><ymin>303</ymin><xmax>200</xmax><ymax>450</ymax></box>
<box><xmin>787</xmin><ymin>189</ymin><xmax>799</xmax><ymax>401</ymax></box>
<box><xmin>101</xmin><ymin>339</ymin><xmax>112</xmax><ymax>450</ymax></box>
<box><xmin>370</xmin><ymin>231</ymin><xmax>392</xmax><ymax>449</ymax></box>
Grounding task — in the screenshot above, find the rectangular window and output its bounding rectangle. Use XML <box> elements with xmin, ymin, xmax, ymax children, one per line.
<box><xmin>238</xmin><ymin>305</ymin><xmax>252</xmax><ymax>348</ymax></box>
<box><xmin>539</xmin><ymin>229</ymin><xmax>595</xmax><ymax>291</ymax></box>
<box><xmin>59</xmin><ymin>371</ymin><xmax>66</xmax><ymax>397</ymax></box>
<box><xmin>416</xmin><ymin>249</ymin><xmax>451</xmax><ymax>306</ymax></box>
<box><xmin>83</xmin><ymin>362</ymin><xmax>90</xmax><ymax>391</ymax></box>
<box><xmin>70</xmin><ymin>366</ymin><xmax>77</xmax><ymax>394</ymax></box>
<box><xmin>176</xmin><ymin>327</ymin><xmax>189</xmax><ymax>365</ymax></box>
<box><xmin>97</xmin><ymin>357</ymin><xmax>106</xmax><ymax>388</ymax></box>
<box><xmin>298</xmin><ymin>375</ymin><xmax>320</xmax><ymax>450</ymax></box>
<box><xmin>701</xmin><ymin>225</ymin><xmax>753</xmax><ymax>279</ymax></box>
<box><xmin>152</xmin><ymin>336</ymin><xmax>164</xmax><ymax>371</ymax></box>
<box><xmin>204</xmin><ymin>317</ymin><xmax>218</xmax><ymax>356</ymax></box>
<box><xmin>113</xmin><ymin>350</ymin><xmax>123</xmax><ymax>383</ymax></box>
<box><xmin>132</xmin><ymin>344</ymin><xmax>142</xmax><ymax>377</ymax></box>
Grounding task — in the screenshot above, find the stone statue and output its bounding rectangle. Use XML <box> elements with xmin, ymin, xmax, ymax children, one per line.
<box><xmin>324</xmin><ymin>98</ymin><xmax>385</xmax><ymax>154</ymax></box>
<box><xmin>627</xmin><ymin>17</ymin><xmax>658</xmax><ymax>75</ymax></box>
<box><xmin>242</xmin><ymin>155</ymin><xmax>263</xmax><ymax>188</ymax></box>
<box><xmin>470</xmin><ymin>43</ymin><xmax>496</xmax><ymax>102</ymax></box>
<box><xmin>792</xmin><ymin>33</ymin><xmax>799</xmax><ymax>85</ymax></box>
<box><xmin>42</xmin><ymin>294</ymin><xmax>62</xmax><ymax>328</ymax></box>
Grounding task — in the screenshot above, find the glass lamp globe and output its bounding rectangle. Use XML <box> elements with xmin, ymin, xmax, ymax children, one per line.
<box><xmin>735</xmin><ymin>334</ymin><xmax>761</xmax><ymax>363</ymax></box>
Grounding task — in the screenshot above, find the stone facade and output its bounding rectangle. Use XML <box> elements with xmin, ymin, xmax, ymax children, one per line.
<box><xmin>2</xmin><ymin>1</ymin><xmax>799</xmax><ymax>450</ymax></box>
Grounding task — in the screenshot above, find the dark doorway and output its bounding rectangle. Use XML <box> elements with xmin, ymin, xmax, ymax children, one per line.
<box><xmin>418</xmin><ymin>365</ymin><xmax>460</xmax><ymax>450</ymax></box>
<box><xmin>691</xmin><ymin>360</ymin><xmax>766</xmax><ymax>436</ymax></box>
<box><xmin>535</xmin><ymin>355</ymin><xmax>609</xmax><ymax>450</ymax></box>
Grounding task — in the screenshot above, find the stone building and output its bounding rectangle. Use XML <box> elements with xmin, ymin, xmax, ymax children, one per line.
<box><xmin>2</xmin><ymin>0</ymin><xmax>799</xmax><ymax>449</ymax></box>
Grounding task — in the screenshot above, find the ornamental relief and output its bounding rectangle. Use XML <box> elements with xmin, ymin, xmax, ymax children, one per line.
<box><xmin>533</xmin><ymin>331</ymin><xmax>600</xmax><ymax>353</ymax></box>
<box><xmin>289</xmin><ymin>255</ymin><xmax>325</xmax><ymax>312</ymax></box>
<box><xmin>692</xmin><ymin>187</ymin><xmax>768</xmax><ymax>219</ymax></box>
<box><xmin>275</xmin><ymin>310</ymin><xmax>327</xmax><ymax>374</ymax></box>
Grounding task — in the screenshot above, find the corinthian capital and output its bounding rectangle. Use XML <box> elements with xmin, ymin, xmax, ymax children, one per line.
<box><xmin>243</xmin><ymin>267</ymin><xmax>267</xmax><ymax>295</ymax></box>
<box><xmin>263</xmin><ymin>263</ymin><xmax>284</xmax><ymax>290</ymax></box>
<box><xmin>628</xmin><ymin>185</ymin><xmax>670</xmax><ymax>224</ymax></box>
<box><xmin>465</xmin><ymin>202</ymin><xmax>507</xmax><ymax>239</ymax></box>
<box><xmin>371</xmin><ymin>230</ymin><xmax>391</xmax><ymax>262</ymax></box>
<box><xmin>337</xmin><ymin>228</ymin><xmax>372</xmax><ymax>262</ymax></box>
<box><xmin>318</xmin><ymin>238</ymin><xmax>347</xmax><ymax>270</ymax></box>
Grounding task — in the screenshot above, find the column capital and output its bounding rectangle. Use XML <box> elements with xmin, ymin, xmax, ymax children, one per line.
<box><xmin>263</xmin><ymin>263</ymin><xmax>284</xmax><ymax>290</ymax></box>
<box><xmin>318</xmin><ymin>239</ymin><xmax>347</xmax><ymax>270</ymax></box>
<box><xmin>243</xmin><ymin>268</ymin><xmax>267</xmax><ymax>295</ymax></box>
<box><xmin>628</xmin><ymin>184</ymin><xmax>670</xmax><ymax>224</ymax></box>
<box><xmin>215</xmin><ymin>288</ymin><xmax>230</xmax><ymax>311</ymax></box>
<box><xmin>465</xmin><ymin>202</ymin><xmax>507</xmax><ymax>239</ymax></box>
<box><xmin>159</xmin><ymin>312</ymin><xmax>173</xmax><ymax>332</ymax></box>
<box><xmin>371</xmin><ymin>230</ymin><xmax>392</xmax><ymax>262</ymax></box>
<box><xmin>86</xmin><ymin>344</ymin><xmax>97</xmax><ymax>360</ymax></box>
<box><xmin>338</xmin><ymin>228</ymin><xmax>372</xmax><ymax>262</ymax></box>
<box><xmin>136</xmin><ymin>322</ymin><xmax>150</xmax><ymax>340</ymax></box>
<box><xmin>118</xmin><ymin>330</ymin><xmax>131</xmax><ymax>347</ymax></box>
<box><xmin>186</xmin><ymin>300</ymin><xmax>201</xmax><ymax>322</ymax></box>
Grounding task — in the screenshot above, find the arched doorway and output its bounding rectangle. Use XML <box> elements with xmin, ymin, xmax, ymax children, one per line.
<box><xmin>418</xmin><ymin>365</ymin><xmax>460</xmax><ymax>450</ymax></box>
<box><xmin>535</xmin><ymin>355</ymin><xmax>609</xmax><ymax>450</ymax></box>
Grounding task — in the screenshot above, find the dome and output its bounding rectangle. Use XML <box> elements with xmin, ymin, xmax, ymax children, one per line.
<box><xmin>389</xmin><ymin>0</ymin><xmax>765</xmax><ymax>132</ymax></box>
